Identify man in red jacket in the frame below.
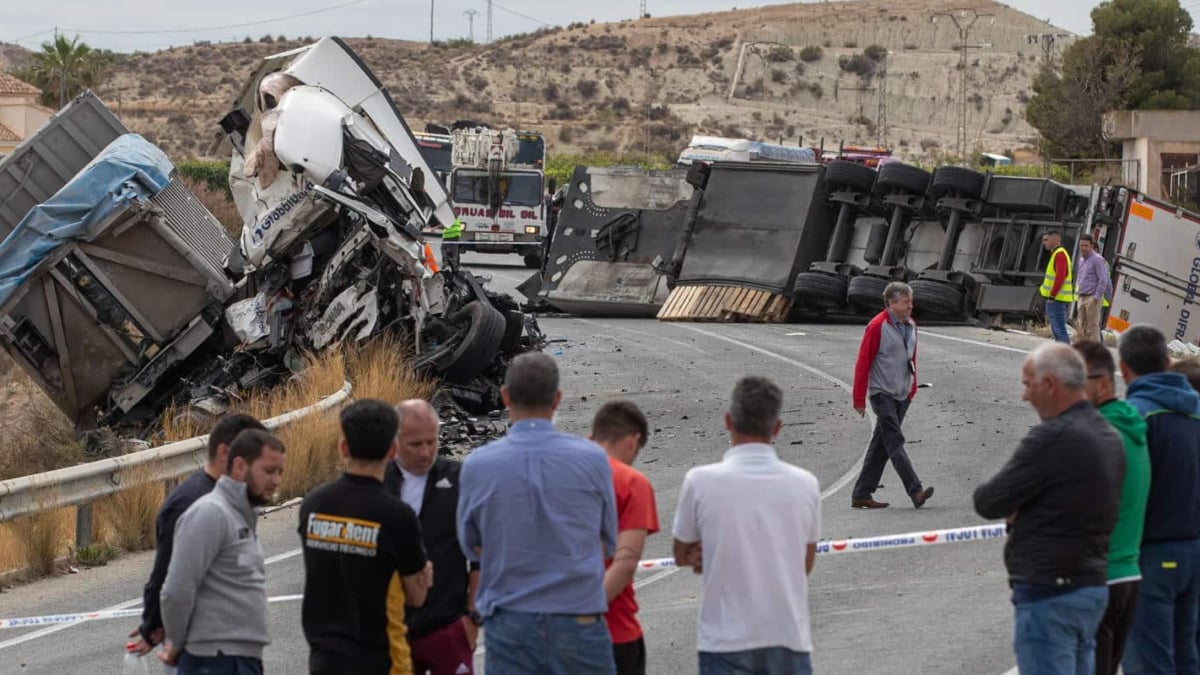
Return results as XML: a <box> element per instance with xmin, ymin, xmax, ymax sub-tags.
<box><xmin>850</xmin><ymin>281</ymin><xmax>934</xmax><ymax>509</ymax></box>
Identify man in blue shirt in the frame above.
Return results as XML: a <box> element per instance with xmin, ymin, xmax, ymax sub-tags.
<box><xmin>458</xmin><ymin>352</ymin><xmax>619</xmax><ymax>674</ymax></box>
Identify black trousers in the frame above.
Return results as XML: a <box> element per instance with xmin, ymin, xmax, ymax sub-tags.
<box><xmin>613</xmin><ymin>638</ymin><xmax>646</xmax><ymax>675</ymax></box>
<box><xmin>1095</xmin><ymin>580</ymin><xmax>1139</xmax><ymax>675</ymax></box>
<box><xmin>851</xmin><ymin>393</ymin><xmax>922</xmax><ymax>499</ymax></box>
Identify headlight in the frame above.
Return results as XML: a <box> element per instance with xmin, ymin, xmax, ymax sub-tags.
<box><xmin>525</xmin><ymin>226</ymin><xmax>539</xmax><ymax>234</ymax></box>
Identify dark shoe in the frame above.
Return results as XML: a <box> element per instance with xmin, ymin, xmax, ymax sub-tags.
<box><xmin>851</xmin><ymin>498</ymin><xmax>890</xmax><ymax>509</ymax></box>
<box><xmin>911</xmin><ymin>487</ymin><xmax>934</xmax><ymax>509</ymax></box>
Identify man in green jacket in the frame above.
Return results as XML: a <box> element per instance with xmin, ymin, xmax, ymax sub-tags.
<box><xmin>1074</xmin><ymin>340</ymin><xmax>1151</xmax><ymax>675</ymax></box>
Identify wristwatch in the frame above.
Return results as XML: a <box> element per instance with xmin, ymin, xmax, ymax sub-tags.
<box><xmin>467</xmin><ymin>610</ymin><xmax>483</xmax><ymax>626</ymax></box>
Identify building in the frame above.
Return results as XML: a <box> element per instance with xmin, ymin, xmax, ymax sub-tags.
<box><xmin>0</xmin><ymin>73</ymin><xmax>52</xmax><ymax>158</ymax></box>
<box><xmin>1102</xmin><ymin>110</ymin><xmax>1200</xmax><ymax>198</ymax></box>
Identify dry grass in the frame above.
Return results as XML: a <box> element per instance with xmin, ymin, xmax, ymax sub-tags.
<box><xmin>1</xmin><ymin>508</ymin><xmax>72</xmax><ymax>578</ymax></box>
<box><xmin>0</xmin><ymin>362</ymin><xmax>82</xmax><ymax>481</ymax></box>
<box><xmin>0</xmin><ymin>332</ymin><xmax>433</xmax><ymax>575</ymax></box>
<box><xmin>95</xmin><ymin>465</ymin><xmax>166</xmax><ymax>552</ymax></box>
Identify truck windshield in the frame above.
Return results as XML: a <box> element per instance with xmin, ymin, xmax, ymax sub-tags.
<box><xmin>452</xmin><ymin>170</ymin><xmax>543</xmax><ymax>207</ymax></box>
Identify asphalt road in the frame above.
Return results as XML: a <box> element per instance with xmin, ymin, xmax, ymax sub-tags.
<box><xmin>0</xmin><ymin>253</ymin><xmax>1055</xmax><ymax>674</ymax></box>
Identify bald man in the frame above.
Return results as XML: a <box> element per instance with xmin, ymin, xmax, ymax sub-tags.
<box><xmin>384</xmin><ymin>400</ymin><xmax>480</xmax><ymax>675</ymax></box>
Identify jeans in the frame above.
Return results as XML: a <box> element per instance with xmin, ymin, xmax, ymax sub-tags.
<box><xmin>698</xmin><ymin>648</ymin><xmax>812</xmax><ymax>675</ymax></box>
<box><xmin>1012</xmin><ymin>585</ymin><xmax>1108</xmax><ymax>675</ymax></box>
<box><xmin>851</xmin><ymin>393</ymin><xmax>922</xmax><ymax>499</ymax></box>
<box><xmin>484</xmin><ymin>608</ymin><xmax>616</xmax><ymax>675</ymax></box>
<box><xmin>1046</xmin><ymin>299</ymin><xmax>1070</xmax><ymax>343</ymax></box>
<box><xmin>1122</xmin><ymin>539</ymin><xmax>1200</xmax><ymax>675</ymax></box>
<box><xmin>178</xmin><ymin>651</ymin><xmax>263</xmax><ymax>675</ymax></box>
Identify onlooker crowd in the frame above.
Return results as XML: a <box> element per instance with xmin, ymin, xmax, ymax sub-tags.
<box><xmin>142</xmin><ymin>291</ymin><xmax>1200</xmax><ymax>675</ymax></box>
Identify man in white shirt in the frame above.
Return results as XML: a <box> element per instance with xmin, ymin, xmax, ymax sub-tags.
<box><xmin>673</xmin><ymin>375</ymin><xmax>821</xmax><ymax>675</ymax></box>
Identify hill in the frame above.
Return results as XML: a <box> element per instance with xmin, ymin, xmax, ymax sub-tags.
<box><xmin>2</xmin><ymin>0</ymin><xmax>1070</xmax><ymax>163</ymax></box>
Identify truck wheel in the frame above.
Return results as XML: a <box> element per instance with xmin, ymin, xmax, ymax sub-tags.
<box><xmin>442</xmin><ymin>300</ymin><xmax>506</xmax><ymax>384</ymax></box>
<box><xmin>792</xmin><ymin>272</ymin><xmax>848</xmax><ymax>310</ymax></box>
<box><xmin>523</xmin><ymin>252</ymin><xmax>543</xmax><ymax>269</ymax></box>
<box><xmin>929</xmin><ymin>166</ymin><xmax>986</xmax><ymax>199</ymax></box>
<box><xmin>825</xmin><ymin>161</ymin><xmax>877</xmax><ymax>194</ymax></box>
<box><xmin>911</xmin><ymin>279</ymin><xmax>966</xmax><ymax>318</ymax></box>
<box><xmin>846</xmin><ymin>275</ymin><xmax>889</xmax><ymax>313</ymax></box>
<box><xmin>874</xmin><ymin>164</ymin><xmax>932</xmax><ymax>196</ymax></box>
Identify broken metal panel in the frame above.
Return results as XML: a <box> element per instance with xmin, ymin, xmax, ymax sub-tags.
<box><xmin>0</xmin><ymin>92</ymin><xmax>128</xmax><ymax>241</ymax></box>
<box><xmin>678</xmin><ymin>162</ymin><xmax>836</xmax><ymax>293</ymax></box>
<box><xmin>535</xmin><ymin>166</ymin><xmax>690</xmax><ymax>315</ymax></box>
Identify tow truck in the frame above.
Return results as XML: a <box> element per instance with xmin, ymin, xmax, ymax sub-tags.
<box><xmin>448</xmin><ymin>127</ymin><xmax>553</xmax><ymax>269</ymax></box>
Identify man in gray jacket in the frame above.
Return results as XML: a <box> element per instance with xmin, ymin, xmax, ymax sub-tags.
<box><xmin>160</xmin><ymin>429</ymin><xmax>286</xmax><ymax>675</ymax></box>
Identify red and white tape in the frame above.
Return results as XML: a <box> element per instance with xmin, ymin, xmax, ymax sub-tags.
<box><xmin>1</xmin><ymin>523</ymin><xmax>1008</xmax><ymax>630</ymax></box>
<box><xmin>637</xmin><ymin>523</ymin><xmax>1008</xmax><ymax>570</ymax></box>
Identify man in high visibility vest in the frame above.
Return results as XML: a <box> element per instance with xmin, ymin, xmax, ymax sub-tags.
<box><xmin>441</xmin><ymin>218</ymin><xmax>464</xmax><ymax>271</ymax></box>
<box><xmin>1039</xmin><ymin>231</ymin><xmax>1074</xmax><ymax>344</ymax></box>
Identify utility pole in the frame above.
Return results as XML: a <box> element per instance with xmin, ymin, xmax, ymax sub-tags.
<box><xmin>639</xmin><ymin>0</ymin><xmax>647</xmax><ymax>19</ymax></box>
<box><xmin>932</xmin><ymin>8</ymin><xmax>994</xmax><ymax>164</ymax></box>
<box><xmin>464</xmin><ymin>9</ymin><xmax>479</xmax><ymax>42</ymax></box>
<box><xmin>486</xmin><ymin>0</ymin><xmax>493</xmax><ymax>43</ymax></box>
<box><xmin>430</xmin><ymin>0</ymin><xmax>435</xmax><ymax>43</ymax></box>
<box><xmin>1024</xmin><ymin>33</ymin><xmax>1071</xmax><ymax>66</ymax></box>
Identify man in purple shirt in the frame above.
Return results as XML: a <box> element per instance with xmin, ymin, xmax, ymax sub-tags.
<box><xmin>1075</xmin><ymin>234</ymin><xmax>1112</xmax><ymax>343</ymax></box>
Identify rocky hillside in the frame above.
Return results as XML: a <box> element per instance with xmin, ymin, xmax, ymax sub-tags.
<box><xmin>3</xmin><ymin>0</ymin><xmax>1068</xmax><ymax>163</ymax></box>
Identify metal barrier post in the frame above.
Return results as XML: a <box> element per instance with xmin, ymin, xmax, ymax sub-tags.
<box><xmin>75</xmin><ymin>502</ymin><xmax>93</xmax><ymax>549</ymax></box>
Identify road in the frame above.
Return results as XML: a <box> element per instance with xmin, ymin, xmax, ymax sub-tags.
<box><xmin>0</xmin><ymin>254</ymin><xmax>1053</xmax><ymax>674</ymax></box>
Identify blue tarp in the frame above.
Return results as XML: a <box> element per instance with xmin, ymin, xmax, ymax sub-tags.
<box><xmin>0</xmin><ymin>134</ymin><xmax>173</xmax><ymax>306</ymax></box>
<box><xmin>748</xmin><ymin>142</ymin><xmax>817</xmax><ymax>164</ymax></box>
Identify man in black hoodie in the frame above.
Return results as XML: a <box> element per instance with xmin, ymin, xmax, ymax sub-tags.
<box><xmin>974</xmin><ymin>342</ymin><xmax>1125</xmax><ymax>675</ymax></box>
<box><xmin>128</xmin><ymin>414</ymin><xmax>266</xmax><ymax>655</ymax></box>
<box><xmin>1117</xmin><ymin>325</ymin><xmax>1200</xmax><ymax>675</ymax></box>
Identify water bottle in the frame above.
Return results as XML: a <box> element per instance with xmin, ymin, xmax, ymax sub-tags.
<box><xmin>123</xmin><ymin>642</ymin><xmax>150</xmax><ymax>675</ymax></box>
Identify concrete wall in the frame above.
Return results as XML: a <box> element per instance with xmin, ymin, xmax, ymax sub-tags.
<box><xmin>1106</xmin><ymin>110</ymin><xmax>1200</xmax><ymax>197</ymax></box>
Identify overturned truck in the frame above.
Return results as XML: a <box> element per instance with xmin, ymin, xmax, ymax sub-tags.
<box><xmin>528</xmin><ymin>159</ymin><xmax>1145</xmax><ymax>330</ymax></box>
<box><xmin>0</xmin><ymin>38</ymin><xmax>539</xmax><ymax>436</ymax></box>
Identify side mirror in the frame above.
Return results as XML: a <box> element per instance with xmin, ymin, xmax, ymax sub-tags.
<box><xmin>548</xmin><ymin>177</ymin><xmax>558</xmax><ymax>196</ymax></box>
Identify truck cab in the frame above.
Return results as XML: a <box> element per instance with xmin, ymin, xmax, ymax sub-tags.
<box><xmin>448</xmin><ymin>127</ymin><xmax>549</xmax><ymax>269</ymax></box>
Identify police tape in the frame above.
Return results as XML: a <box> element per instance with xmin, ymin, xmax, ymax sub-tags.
<box><xmin>0</xmin><ymin>595</ymin><xmax>304</xmax><ymax>630</ymax></box>
<box><xmin>0</xmin><ymin>523</ymin><xmax>1008</xmax><ymax>630</ymax></box>
<box><xmin>635</xmin><ymin>523</ymin><xmax>1008</xmax><ymax>570</ymax></box>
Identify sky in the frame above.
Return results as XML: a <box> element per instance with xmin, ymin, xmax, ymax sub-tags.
<box><xmin>3</xmin><ymin>1</ymin><xmax>1197</xmax><ymax>53</ymax></box>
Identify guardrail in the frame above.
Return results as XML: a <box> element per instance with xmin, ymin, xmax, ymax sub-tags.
<box><xmin>0</xmin><ymin>381</ymin><xmax>352</xmax><ymax>547</ymax></box>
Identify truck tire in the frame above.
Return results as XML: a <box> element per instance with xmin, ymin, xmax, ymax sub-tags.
<box><xmin>443</xmin><ymin>300</ymin><xmax>506</xmax><ymax>384</ymax></box>
<box><xmin>874</xmin><ymin>163</ymin><xmax>932</xmax><ymax>196</ymax></box>
<box><xmin>792</xmin><ymin>272</ymin><xmax>848</xmax><ymax>310</ymax></box>
<box><xmin>846</xmin><ymin>275</ymin><xmax>889</xmax><ymax>313</ymax></box>
<box><xmin>523</xmin><ymin>252</ymin><xmax>543</xmax><ymax>269</ymax></box>
<box><xmin>929</xmin><ymin>166</ymin><xmax>986</xmax><ymax>199</ymax></box>
<box><xmin>911</xmin><ymin>278</ymin><xmax>966</xmax><ymax>318</ymax></box>
<box><xmin>825</xmin><ymin>161</ymin><xmax>877</xmax><ymax>194</ymax></box>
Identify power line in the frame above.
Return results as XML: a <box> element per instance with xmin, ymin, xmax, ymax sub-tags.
<box><xmin>482</xmin><ymin>0</ymin><xmax>551</xmax><ymax>28</ymax></box>
<box><xmin>464</xmin><ymin>9</ymin><xmax>480</xmax><ymax>42</ymax></box>
<box><xmin>48</xmin><ymin>0</ymin><xmax>369</xmax><ymax>36</ymax></box>
<box><xmin>933</xmin><ymin>8</ymin><xmax>994</xmax><ymax>164</ymax></box>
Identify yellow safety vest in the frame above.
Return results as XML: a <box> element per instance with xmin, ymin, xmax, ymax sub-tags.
<box><xmin>443</xmin><ymin>219</ymin><xmax>464</xmax><ymax>240</ymax></box>
<box><xmin>1039</xmin><ymin>246</ymin><xmax>1075</xmax><ymax>302</ymax></box>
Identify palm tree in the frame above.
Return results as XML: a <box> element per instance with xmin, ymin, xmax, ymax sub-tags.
<box><xmin>21</xmin><ymin>35</ymin><xmax>109</xmax><ymax>109</ymax></box>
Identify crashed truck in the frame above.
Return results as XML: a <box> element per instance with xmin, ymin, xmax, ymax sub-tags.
<box><xmin>527</xmin><ymin>158</ymin><xmax>1200</xmax><ymax>350</ymax></box>
<box><xmin>0</xmin><ymin>38</ymin><xmax>539</xmax><ymax>437</ymax></box>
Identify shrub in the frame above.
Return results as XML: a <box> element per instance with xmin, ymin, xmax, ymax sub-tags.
<box><xmin>575</xmin><ymin>79</ymin><xmax>599</xmax><ymax>98</ymax></box>
<box><xmin>771</xmin><ymin>69</ymin><xmax>788</xmax><ymax>84</ymax></box>
<box><xmin>864</xmin><ymin>44</ymin><xmax>888</xmax><ymax>61</ymax></box>
<box><xmin>838</xmin><ymin>54</ymin><xmax>876</xmax><ymax>77</ymax></box>
<box><xmin>766</xmin><ymin>45</ymin><xmax>794</xmax><ymax>63</ymax></box>
<box><xmin>800</xmin><ymin>45</ymin><xmax>824</xmax><ymax>62</ymax></box>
